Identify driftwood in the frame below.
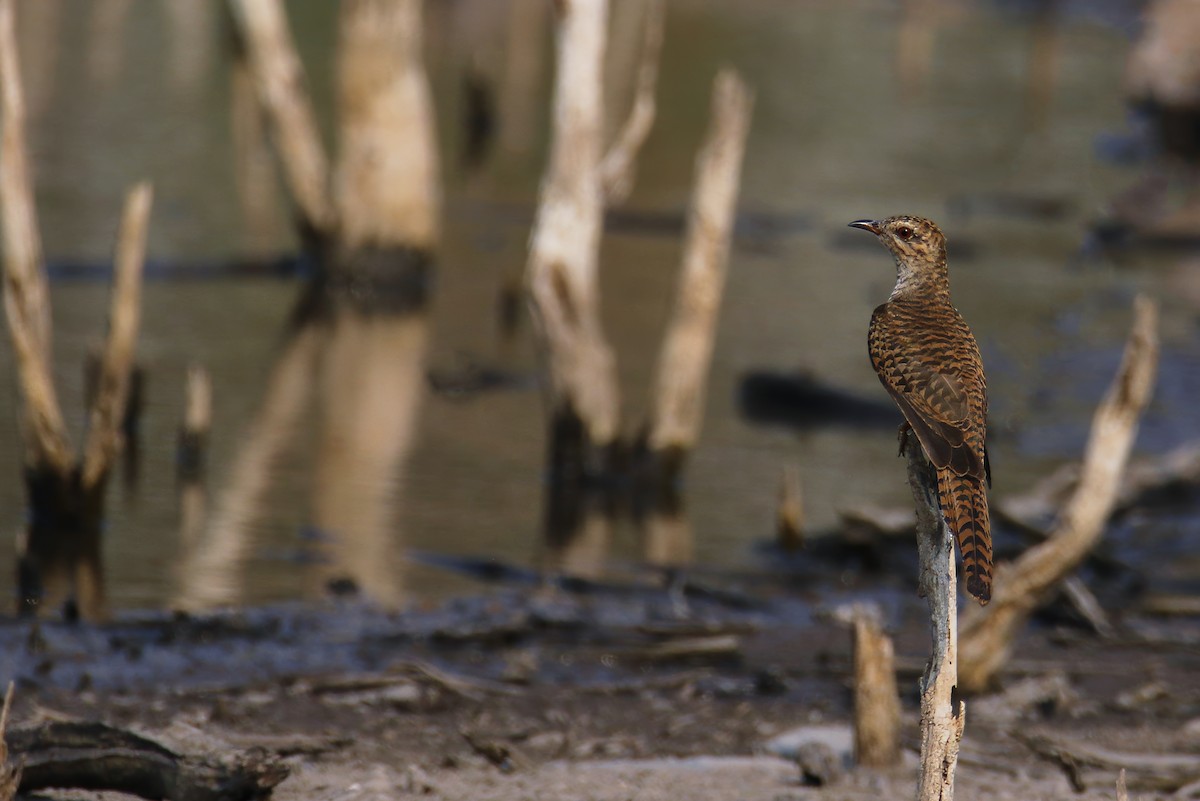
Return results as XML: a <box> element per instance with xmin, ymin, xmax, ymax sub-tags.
<box><xmin>959</xmin><ymin>297</ymin><xmax>1159</xmax><ymax>693</ymax></box>
<box><xmin>903</xmin><ymin>434</ymin><xmax>965</xmax><ymax>801</ymax></box>
<box><xmin>8</xmin><ymin>721</ymin><xmax>287</xmax><ymax>801</ymax></box>
<box><xmin>850</xmin><ymin>607</ymin><xmax>900</xmax><ymax>769</ymax></box>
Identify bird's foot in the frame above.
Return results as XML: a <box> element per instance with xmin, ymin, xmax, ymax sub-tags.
<box><xmin>896</xmin><ymin>421</ymin><xmax>913</xmax><ymax>455</ymax></box>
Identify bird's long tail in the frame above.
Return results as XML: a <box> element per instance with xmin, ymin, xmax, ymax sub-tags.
<box><xmin>935</xmin><ymin>467</ymin><xmax>993</xmax><ymax>605</ymax></box>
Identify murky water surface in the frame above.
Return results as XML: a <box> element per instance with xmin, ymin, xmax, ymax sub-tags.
<box><xmin>1</xmin><ymin>0</ymin><xmax>1195</xmax><ymax>611</ymax></box>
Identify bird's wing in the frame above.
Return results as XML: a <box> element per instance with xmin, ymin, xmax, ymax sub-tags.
<box><xmin>872</xmin><ymin>349</ymin><xmax>985</xmax><ymax>480</ymax></box>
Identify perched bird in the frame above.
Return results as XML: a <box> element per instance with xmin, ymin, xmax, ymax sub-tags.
<box><xmin>850</xmin><ymin>216</ymin><xmax>992</xmax><ymax>605</ymax></box>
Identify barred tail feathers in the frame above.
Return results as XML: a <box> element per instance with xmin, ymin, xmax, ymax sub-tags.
<box><xmin>935</xmin><ymin>466</ymin><xmax>993</xmax><ymax>605</ymax></box>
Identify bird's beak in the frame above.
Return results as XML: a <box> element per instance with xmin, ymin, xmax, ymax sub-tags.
<box><xmin>848</xmin><ymin>219</ymin><xmax>881</xmax><ymax>235</ymax></box>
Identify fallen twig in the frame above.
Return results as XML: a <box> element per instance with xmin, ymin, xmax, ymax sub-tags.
<box><xmin>1017</xmin><ymin>730</ymin><xmax>1200</xmax><ymax>793</ymax></box>
<box><xmin>9</xmin><ymin>720</ymin><xmax>287</xmax><ymax>801</ymax></box>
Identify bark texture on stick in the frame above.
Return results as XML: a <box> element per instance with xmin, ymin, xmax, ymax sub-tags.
<box><xmin>335</xmin><ymin>0</ymin><xmax>439</xmax><ymax>252</ymax></box>
<box><xmin>598</xmin><ymin>0</ymin><xmax>664</xmax><ymax>204</ymax></box>
<box><xmin>526</xmin><ymin>0</ymin><xmax>619</xmax><ymax>449</ymax></box>
<box><xmin>959</xmin><ymin>297</ymin><xmax>1159</xmax><ymax>693</ymax></box>
<box><xmin>852</xmin><ymin>606</ymin><xmax>901</xmax><ymax>769</ymax></box>
<box><xmin>0</xmin><ymin>0</ymin><xmax>70</xmax><ymax>475</ymax></box>
<box><xmin>904</xmin><ymin>433</ymin><xmax>964</xmax><ymax>801</ymax></box>
<box><xmin>82</xmin><ymin>183</ymin><xmax>152</xmax><ymax>489</ymax></box>
<box><xmin>648</xmin><ymin>70</ymin><xmax>753</xmax><ymax>459</ymax></box>
<box><xmin>227</xmin><ymin>0</ymin><xmax>333</xmax><ymax>234</ymax></box>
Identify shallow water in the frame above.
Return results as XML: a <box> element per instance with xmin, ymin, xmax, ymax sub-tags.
<box><xmin>0</xmin><ymin>0</ymin><xmax>1195</xmax><ymax>612</ymax></box>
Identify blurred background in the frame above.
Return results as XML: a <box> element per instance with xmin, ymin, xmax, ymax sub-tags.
<box><xmin>0</xmin><ymin>0</ymin><xmax>1195</xmax><ymax>612</ymax></box>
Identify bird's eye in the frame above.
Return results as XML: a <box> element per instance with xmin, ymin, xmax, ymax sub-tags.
<box><xmin>896</xmin><ymin>226</ymin><xmax>913</xmax><ymax>241</ymax></box>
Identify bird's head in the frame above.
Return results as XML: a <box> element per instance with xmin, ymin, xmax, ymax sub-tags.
<box><xmin>848</xmin><ymin>215</ymin><xmax>946</xmax><ymax>265</ymax></box>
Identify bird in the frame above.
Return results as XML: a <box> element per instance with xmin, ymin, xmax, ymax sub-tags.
<box><xmin>849</xmin><ymin>215</ymin><xmax>992</xmax><ymax>605</ymax></box>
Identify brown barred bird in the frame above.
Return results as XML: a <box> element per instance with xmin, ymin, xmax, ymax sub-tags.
<box><xmin>850</xmin><ymin>215</ymin><xmax>993</xmax><ymax>605</ymax></box>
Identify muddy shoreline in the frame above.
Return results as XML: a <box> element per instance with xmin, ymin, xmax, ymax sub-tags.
<box><xmin>3</xmin><ymin>579</ymin><xmax>1198</xmax><ymax>800</ymax></box>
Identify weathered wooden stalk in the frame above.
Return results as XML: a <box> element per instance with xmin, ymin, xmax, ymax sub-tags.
<box><xmin>215</xmin><ymin>0</ymin><xmax>439</xmax><ymax>607</ymax></box>
<box><xmin>852</xmin><ymin>607</ymin><xmax>901</xmax><ymax>769</ymax></box>
<box><xmin>903</xmin><ymin>433</ymin><xmax>965</xmax><ymax>801</ymax></box>
<box><xmin>646</xmin><ymin>69</ymin><xmax>753</xmax><ymax>481</ymax></box>
<box><xmin>1</xmin><ymin>0</ymin><xmax>152</xmax><ymax>619</ymax></box>
<box><xmin>226</xmin><ymin>0</ymin><xmax>334</xmax><ymax>235</ymax></box>
<box><xmin>959</xmin><ymin>297</ymin><xmax>1158</xmax><ymax>692</ymax></box>
<box><xmin>526</xmin><ymin>0</ymin><xmax>619</xmax><ymax>467</ymax></box>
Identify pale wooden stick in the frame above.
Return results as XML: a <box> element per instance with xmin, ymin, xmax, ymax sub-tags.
<box><xmin>227</xmin><ymin>0</ymin><xmax>334</xmax><ymax>234</ymax></box>
<box><xmin>335</xmin><ymin>0</ymin><xmax>439</xmax><ymax>251</ymax></box>
<box><xmin>81</xmin><ymin>183</ymin><xmax>152</xmax><ymax>489</ymax></box>
<box><xmin>0</xmin><ymin>0</ymin><xmax>71</xmax><ymax>474</ymax></box>
<box><xmin>959</xmin><ymin>297</ymin><xmax>1158</xmax><ymax>692</ymax></box>
<box><xmin>598</xmin><ymin>0</ymin><xmax>664</xmax><ymax>204</ymax></box>
<box><xmin>776</xmin><ymin>464</ymin><xmax>804</xmax><ymax>550</ymax></box>
<box><xmin>852</xmin><ymin>606</ymin><xmax>901</xmax><ymax>769</ymax></box>
<box><xmin>178</xmin><ymin>363</ymin><xmax>212</xmax><ymax>483</ymax></box>
<box><xmin>1116</xmin><ymin>768</ymin><xmax>1128</xmax><ymax>801</ymax></box>
<box><xmin>904</xmin><ymin>433</ymin><xmax>965</xmax><ymax>801</ymax></box>
<box><xmin>647</xmin><ymin>70</ymin><xmax>753</xmax><ymax>455</ymax></box>
<box><xmin>526</xmin><ymin>0</ymin><xmax>619</xmax><ymax>447</ymax></box>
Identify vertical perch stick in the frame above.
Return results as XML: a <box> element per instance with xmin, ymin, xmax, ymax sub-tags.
<box><xmin>526</xmin><ymin>0</ymin><xmax>619</xmax><ymax>452</ymax></box>
<box><xmin>959</xmin><ymin>297</ymin><xmax>1158</xmax><ymax>692</ymax></box>
<box><xmin>904</xmin><ymin>433</ymin><xmax>964</xmax><ymax>801</ymax></box>
<box><xmin>647</xmin><ymin>70</ymin><xmax>753</xmax><ymax>466</ymax></box>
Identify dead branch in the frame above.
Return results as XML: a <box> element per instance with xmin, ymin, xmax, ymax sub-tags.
<box><xmin>0</xmin><ymin>0</ymin><xmax>70</xmax><ymax>474</ymax></box>
<box><xmin>903</xmin><ymin>434</ymin><xmax>965</xmax><ymax>801</ymax></box>
<box><xmin>647</xmin><ymin>69</ymin><xmax>753</xmax><ymax>458</ymax></box>
<box><xmin>526</xmin><ymin>0</ymin><xmax>619</xmax><ymax>448</ymax></box>
<box><xmin>598</xmin><ymin>0</ymin><xmax>664</xmax><ymax>204</ymax></box>
<box><xmin>227</xmin><ymin>0</ymin><xmax>334</xmax><ymax>234</ymax></box>
<box><xmin>1117</xmin><ymin>769</ymin><xmax>1128</xmax><ymax>801</ymax></box>
<box><xmin>959</xmin><ymin>297</ymin><xmax>1159</xmax><ymax>693</ymax></box>
<box><xmin>335</xmin><ymin>0</ymin><xmax>439</xmax><ymax>251</ymax></box>
<box><xmin>81</xmin><ymin>182</ymin><xmax>152</xmax><ymax>489</ymax></box>
<box><xmin>851</xmin><ymin>607</ymin><xmax>900</xmax><ymax>768</ymax></box>
<box><xmin>9</xmin><ymin>721</ymin><xmax>288</xmax><ymax>801</ymax></box>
